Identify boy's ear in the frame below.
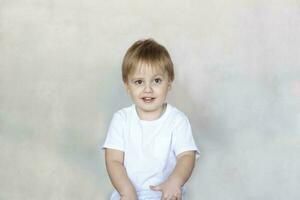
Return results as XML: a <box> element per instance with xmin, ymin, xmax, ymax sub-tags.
<box><xmin>124</xmin><ymin>82</ymin><xmax>130</xmax><ymax>94</ymax></box>
<box><xmin>168</xmin><ymin>81</ymin><xmax>172</xmax><ymax>91</ymax></box>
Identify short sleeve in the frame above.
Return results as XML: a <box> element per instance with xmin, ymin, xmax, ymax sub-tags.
<box><xmin>102</xmin><ymin>112</ymin><xmax>125</xmax><ymax>152</ymax></box>
<box><xmin>173</xmin><ymin>116</ymin><xmax>200</xmax><ymax>160</ymax></box>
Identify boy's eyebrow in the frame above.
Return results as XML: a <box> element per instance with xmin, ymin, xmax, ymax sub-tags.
<box><xmin>130</xmin><ymin>77</ymin><xmax>144</xmax><ymax>80</ymax></box>
<box><xmin>130</xmin><ymin>76</ymin><xmax>164</xmax><ymax>81</ymax></box>
<box><xmin>131</xmin><ymin>74</ymin><xmax>164</xmax><ymax>80</ymax></box>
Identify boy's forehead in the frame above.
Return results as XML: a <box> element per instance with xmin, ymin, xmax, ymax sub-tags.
<box><xmin>131</xmin><ymin>63</ymin><xmax>166</xmax><ymax>77</ymax></box>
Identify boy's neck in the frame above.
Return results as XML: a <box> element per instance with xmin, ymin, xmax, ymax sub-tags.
<box><xmin>136</xmin><ymin>103</ymin><xmax>167</xmax><ymax>121</ymax></box>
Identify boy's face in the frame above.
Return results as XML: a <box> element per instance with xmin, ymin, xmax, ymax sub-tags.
<box><xmin>124</xmin><ymin>63</ymin><xmax>172</xmax><ymax>120</ymax></box>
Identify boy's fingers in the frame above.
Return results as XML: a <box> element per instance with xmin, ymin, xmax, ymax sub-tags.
<box><xmin>149</xmin><ymin>185</ymin><xmax>162</xmax><ymax>191</ymax></box>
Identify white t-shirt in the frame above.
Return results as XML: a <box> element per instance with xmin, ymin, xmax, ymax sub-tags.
<box><xmin>102</xmin><ymin>103</ymin><xmax>200</xmax><ymax>200</ymax></box>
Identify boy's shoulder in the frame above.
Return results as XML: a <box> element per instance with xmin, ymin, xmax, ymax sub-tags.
<box><xmin>111</xmin><ymin>104</ymin><xmax>135</xmax><ymax>120</ymax></box>
<box><xmin>168</xmin><ymin>104</ymin><xmax>190</xmax><ymax>125</ymax></box>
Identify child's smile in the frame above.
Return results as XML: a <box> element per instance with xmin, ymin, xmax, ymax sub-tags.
<box><xmin>142</xmin><ymin>97</ymin><xmax>155</xmax><ymax>103</ymax></box>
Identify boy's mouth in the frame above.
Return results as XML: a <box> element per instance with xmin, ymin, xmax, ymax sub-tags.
<box><xmin>142</xmin><ymin>97</ymin><xmax>155</xmax><ymax>103</ymax></box>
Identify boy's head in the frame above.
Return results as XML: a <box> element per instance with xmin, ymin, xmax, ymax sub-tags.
<box><xmin>122</xmin><ymin>39</ymin><xmax>174</xmax><ymax>84</ymax></box>
<box><xmin>122</xmin><ymin>39</ymin><xmax>175</xmax><ymax>120</ymax></box>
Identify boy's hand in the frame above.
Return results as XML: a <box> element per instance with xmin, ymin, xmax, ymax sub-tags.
<box><xmin>149</xmin><ymin>151</ymin><xmax>195</xmax><ymax>200</ymax></box>
<box><xmin>149</xmin><ymin>178</ymin><xmax>182</xmax><ymax>200</ymax></box>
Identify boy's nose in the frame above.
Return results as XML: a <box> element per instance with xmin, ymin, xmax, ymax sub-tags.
<box><xmin>143</xmin><ymin>84</ymin><xmax>153</xmax><ymax>92</ymax></box>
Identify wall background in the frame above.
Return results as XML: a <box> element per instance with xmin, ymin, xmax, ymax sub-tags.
<box><xmin>0</xmin><ymin>0</ymin><xmax>299</xmax><ymax>199</ymax></box>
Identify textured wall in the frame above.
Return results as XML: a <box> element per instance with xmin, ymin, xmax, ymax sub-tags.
<box><xmin>0</xmin><ymin>0</ymin><xmax>299</xmax><ymax>199</ymax></box>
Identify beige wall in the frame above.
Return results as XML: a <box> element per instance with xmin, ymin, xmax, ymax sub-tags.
<box><xmin>0</xmin><ymin>0</ymin><xmax>299</xmax><ymax>199</ymax></box>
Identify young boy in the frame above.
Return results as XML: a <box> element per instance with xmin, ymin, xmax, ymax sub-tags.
<box><xmin>102</xmin><ymin>39</ymin><xmax>200</xmax><ymax>200</ymax></box>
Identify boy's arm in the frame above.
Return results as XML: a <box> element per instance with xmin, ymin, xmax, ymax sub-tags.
<box><xmin>105</xmin><ymin>148</ymin><xmax>137</xmax><ymax>200</ymax></box>
<box><xmin>150</xmin><ymin>151</ymin><xmax>196</xmax><ymax>199</ymax></box>
<box><xmin>169</xmin><ymin>151</ymin><xmax>196</xmax><ymax>186</ymax></box>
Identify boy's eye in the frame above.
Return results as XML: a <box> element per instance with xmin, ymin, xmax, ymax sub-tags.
<box><xmin>134</xmin><ymin>80</ymin><xmax>143</xmax><ymax>85</ymax></box>
<box><xmin>154</xmin><ymin>78</ymin><xmax>162</xmax><ymax>84</ymax></box>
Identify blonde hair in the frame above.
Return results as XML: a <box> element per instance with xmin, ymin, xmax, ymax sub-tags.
<box><xmin>122</xmin><ymin>39</ymin><xmax>174</xmax><ymax>83</ymax></box>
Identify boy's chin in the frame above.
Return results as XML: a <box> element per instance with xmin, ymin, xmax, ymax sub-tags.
<box><xmin>137</xmin><ymin>103</ymin><xmax>164</xmax><ymax>111</ymax></box>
